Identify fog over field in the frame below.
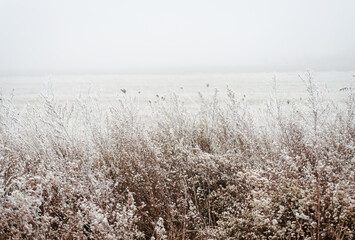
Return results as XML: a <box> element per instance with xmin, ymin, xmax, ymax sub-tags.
<box><xmin>1</xmin><ymin>0</ymin><xmax>355</xmax><ymax>75</ymax></box>
<box><xmin>1</xmin><ymin>1</ymin><xmax>355</xmax><ymax>239</ymax></box>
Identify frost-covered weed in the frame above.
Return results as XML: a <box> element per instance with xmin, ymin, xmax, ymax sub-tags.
<box><xmin>0</xmin><ymin>73</ymin><xmax>354</xmax><ymax>239</ymax></box>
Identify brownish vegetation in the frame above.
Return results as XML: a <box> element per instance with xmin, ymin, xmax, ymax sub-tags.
<box><xmin>0</xmin><ymin>74</ymin><xmax>354</xmax><ymax>239</ymax></box>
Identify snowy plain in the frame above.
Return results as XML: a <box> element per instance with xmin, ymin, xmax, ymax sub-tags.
<box><xmin>1</xmin><ymin>71</ymin><xmax>353</xmax><ymax>108</ymax></box>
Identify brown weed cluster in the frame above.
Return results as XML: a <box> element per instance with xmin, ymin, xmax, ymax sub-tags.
<box><xmin>0</xmin><ymin>74</ymin><xmax>354</xmax><ymax>239</ymax></box>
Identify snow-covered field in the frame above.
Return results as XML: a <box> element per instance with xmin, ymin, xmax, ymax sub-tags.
<box><xmin>1</xmin><ymin>71</ymin><xmax>353</xmax><ymax>107</ymax></box>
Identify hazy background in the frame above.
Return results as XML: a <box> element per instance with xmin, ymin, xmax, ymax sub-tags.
<box><xmin>1</xmin><ymin>0</ymin><xmax>355</xmax><ymax>75</ymax></box>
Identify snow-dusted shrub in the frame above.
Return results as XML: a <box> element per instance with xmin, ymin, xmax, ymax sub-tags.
<box><xmin>0</xmin><ymin>95</ymin><xmax>143</xmax><ymax>239</ymax></box>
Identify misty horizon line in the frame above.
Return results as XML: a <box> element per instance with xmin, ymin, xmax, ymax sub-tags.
<box><xmin>1</xmin><ymin>65</ymin><xmax>355</xmax><ymax>77</ymax></box>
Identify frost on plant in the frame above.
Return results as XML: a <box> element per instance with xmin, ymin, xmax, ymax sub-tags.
<box><xmin>0</xmin><ymin>74</ymin><xmax>354</xmax><ymax>239</ymax></box>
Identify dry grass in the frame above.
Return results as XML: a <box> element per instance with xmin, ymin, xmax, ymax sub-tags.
<box><xmin>0</xmin><ymin>73</ymin><xmax>354</xmax><ymax>239</ymax></box>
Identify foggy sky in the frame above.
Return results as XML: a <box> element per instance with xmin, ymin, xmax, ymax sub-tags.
<box><xmin>0</xmin><ymin>0</ymin><xmax>355</xmax><ymax>75</ymax></box>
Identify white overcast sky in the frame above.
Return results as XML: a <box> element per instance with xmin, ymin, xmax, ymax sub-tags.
<box><xmin>0</xmin><ymin>0</ymin><xmax>354</xmax><ymax>74</ymax></box>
